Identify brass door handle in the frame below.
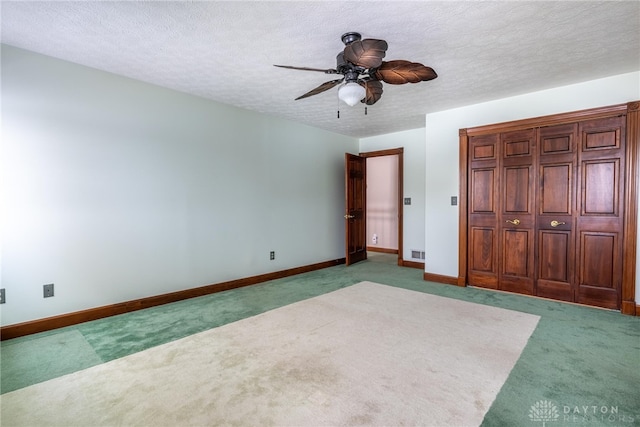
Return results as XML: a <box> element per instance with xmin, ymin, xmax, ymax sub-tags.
<box><xmin>550</xmin><ymin>220</ymin><xmax>566</xmax><ymax>227</ymax></box>
<box><xmin>344</xmin><ymin>214</ymin><xmax>355</xmax><ymax>219</ymax></box>
<box><xmin>505</xmin><ymin>219</ymin><xmax>521</xmax><ymax>225</ymax></box>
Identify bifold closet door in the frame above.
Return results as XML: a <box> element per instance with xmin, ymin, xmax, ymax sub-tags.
<box><xmin>575</xmin><ymin>116</ymin><xmax>626</xmax><ymax>309</ymax></box>
<box><xmin>536</xmin><ymin>123</ymin><xmax>578</xmax><ymax>303</ymax></box>
<box><xmin>467</xmin><ymin>133</ymin><xmax>500</xmax><ymax>289</ymax></box>
<box><xmin>465</xmin><ymin>104</ymin><xmax>631</xmax><ymax>310</ymax></box>
<box><xmin>499</xmin><ymin>129</ymin><xmax>536</xmax><ymax>295</ymax></box>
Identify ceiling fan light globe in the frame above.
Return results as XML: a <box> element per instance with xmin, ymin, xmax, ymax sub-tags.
<box><xmin>338</xmin><ymin>82</ymin><xmax>365</xmax><ymax>106</ymax></box>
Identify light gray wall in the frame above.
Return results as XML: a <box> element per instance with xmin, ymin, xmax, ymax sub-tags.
<box><xmin>360</xmin><ymin>128</ymin><xmax>426</xmax><ymax>262</ymax></box>
<box><xmin>3</xmin><ymin>45</ymin><xmax>637</xmax><ymax>327</ymax></box>
<box><xmin>1</xmin><ymin>46</ymin><xmax>358</xmax><ymax>326</ymax></box>
<box><xmin>423</xmin><ymin>71</ymin><xmax>640</xmax><ymax>301</ymax></box>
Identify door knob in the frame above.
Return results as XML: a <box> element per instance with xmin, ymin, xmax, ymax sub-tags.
<box><xmin>550</xmin><ymin>220</ymin><xmax>566</xmax><ymax>227</ymax></box>
<box><xmin>344</xmin><ymin>214</ymin><xmax>355</xmax><ymax>219</ymax></box>
<box><xmin>505</xmin><ymin>219</ymin><xmax>520</xmax><ymax>225</ymax></box>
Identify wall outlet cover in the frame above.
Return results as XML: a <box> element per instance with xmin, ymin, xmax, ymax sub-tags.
<box><xmin>43</xmin><ymin>283</ymin><xmax>54</xmax><ymax>298</ymax></box>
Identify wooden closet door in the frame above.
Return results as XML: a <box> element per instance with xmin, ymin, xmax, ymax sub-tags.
<box><xmin>467</xmin><ymin>133</ymin><xmax>500</xmax><ymax>289</ymax></box>
<box><xmin>575</xmin><ymin>116</ymin><xmax>626</xmax><ymax>309</ymax></box>
<box><xmin>499</xmin><ymin>129</ymin><xmax>536</xmax><ymax>295</ymax></box>
<box><xmin>536</xmin><ymin>124</ymin><xmax>578</xmax><ymax>302</ymax></box>
<box><xmin>462</xmin><ymin>102</ymin><xmax>636</xmax><ymax>312</ymax></box>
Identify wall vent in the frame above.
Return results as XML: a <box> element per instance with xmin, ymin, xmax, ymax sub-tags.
<box><xmin>411</xmin><ymin>250</ymin><xmax>425</xmax><ymax>260</ymax></box>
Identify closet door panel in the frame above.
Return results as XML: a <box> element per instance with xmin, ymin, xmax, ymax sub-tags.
<box><xmin>468</xmin><ymin>134</ymin><xmax>500</xmax><ymax>289</ymax></box>
<box><xmin>469</xmin><ymin>225</ymin><xmax>498</xmax><ymax>288</ymax></box>
<box><xmin>581</xmin><ymin>159</ymin><xmax>619</xmax><ymax>216</ymax></box>
<box><xmin>501</xmin><ymin>227</ymin><xmax>535</xmax><ymax>294</ymax></box>
<box><xmin>537</xmin><ymin>230</ymin><xmax>573</xmax><ymax>301</ymax></box>
<box><xmin>577</xmin><ymin>231</ymin><xmax>620</xmax><ymax>308</ymax></box>
<box><xmin>499</xmin><ymin>130</ymin><xmax>535</xmax><ymax>295</ymax></box>
<box><xmin>539</xmin><ymin>232</ymin><xmax>570</xmax><ymax>281</ymax></box>
<box><xmin>540</xmin><ymin>164</ymin><xmax>572</xmax><ymax>214</ymax></box>
<box><xmin>576</xmin><ymin>116</ymin><xmax>625</xmax><ymax>309</ymax></box>
<box><xmin>471</xmin><ymin>169</ymin><xmax>495</xmax><ymax>213</ymax></box>
<box><xmin>536</xmin><ymin>124</ymin><xmax>577</xmax><ymax>302</ymax></box>
<box><xmin>504</xmin><ymin>166</ymin><xmax>531</xmax><ymax>213</ymax></box>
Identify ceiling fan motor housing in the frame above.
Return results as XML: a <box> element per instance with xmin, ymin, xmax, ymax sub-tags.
<box><xmin>336</xmin><ymin>52</ymin><xmax>366</xmax><ymax>82</ymax></box>
<box><xmin>341</xmin><ymin>32</ymin><xmax>362</xmax><ymax>45</ymax></box>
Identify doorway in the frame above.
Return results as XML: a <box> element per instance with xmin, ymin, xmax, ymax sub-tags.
<box><xmin>366</xmin><ymin>155</ymin><xmax>399</xmax><ymax>254</ymax></box>
<box><xmin>361</xmin><ymin>148</ymin><xmax>403</xmax><ymax>266</ymax></box>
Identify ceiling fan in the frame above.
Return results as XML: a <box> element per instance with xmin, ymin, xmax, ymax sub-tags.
<box><xmin>275</xmin><ymin>32</ymin><xmax>437</xmax><ymax>107</ymax></box>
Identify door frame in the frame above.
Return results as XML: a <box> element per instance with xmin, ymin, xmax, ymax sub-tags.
<box><xmin>458</xmin><ymin>101</ymin><xmax>639</xmax><ymax>315</ymax></box>
<box><xmin>360</xmin><ymin>148</ymin><xmax>404</xmax><ymax>266</ymax></box>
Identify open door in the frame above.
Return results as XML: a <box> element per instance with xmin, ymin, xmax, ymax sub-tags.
<box><xmin>345</xmin><ymin>153</ymin><xmax>367</xmax><ymax>265</ymax></box>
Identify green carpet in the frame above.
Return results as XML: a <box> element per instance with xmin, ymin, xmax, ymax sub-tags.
<box><xmin>0</xmin><ymin>330</ymin><xmax>103</xmax><ymax>393</ymax></box>
<box><xmin>1</xmin><ymin>282</ymin><xmax>540</xmax><ymax>426</ymax></box>
<box><xmin>2</xmin><ymin>255</ymin><xmax>639</xmax><ymax>426</ymax></box>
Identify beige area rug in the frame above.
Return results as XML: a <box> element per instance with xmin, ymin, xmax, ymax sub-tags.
<box><xmin>1</xmin><ymin>281</ymin><xmax>540</xmax><ymax>426</ymax></box>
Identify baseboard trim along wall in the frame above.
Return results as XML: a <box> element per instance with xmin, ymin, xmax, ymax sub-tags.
<box><xmin>621</xmin><ymin>301</ymin><xmax>638</xmax><ymax>316</ymax></box>
<box><xmin>423</xmin><ymin>272</ymin><xmax>460</xmax><ymax>286</ymax></box>
<box><xmin>366</xmin><ymin>246</ymin><xmax>398</xmax><ymax>254</ymax></box>
<box><xmin>0</xmin><ymin>258</ymin><xmax>346</xmax><ymax>341</ymax></box>
<box><xmin>400</xmin><ymin>260</ymin><xmax>425</xmax><ymax>269</ymax></box>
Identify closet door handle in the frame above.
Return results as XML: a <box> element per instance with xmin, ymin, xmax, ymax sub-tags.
<box><xmin>344</xmin><ymin>214</ymin><xmax>355</xmax><ymax>219</ymax></box>
<box><xmin>550</xmin><ymin>220</ymin><xmax>566</xmax><ymax>227</ymax></box>
<box><xmin>505</xmin><ymin>219</ymin><xmax>520</xmax><ymax>225</ymax></box>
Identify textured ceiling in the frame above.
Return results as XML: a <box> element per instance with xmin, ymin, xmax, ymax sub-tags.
<box><xmin>1</xmin><ymin>1</ymin><xmax>639</xmax><ymax>138</ymax></box>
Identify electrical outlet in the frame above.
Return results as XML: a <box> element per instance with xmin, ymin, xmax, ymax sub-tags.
<box><xmin>270</xmin><ymin>251</ymin><xmax>275</xmax><ymax>260</ymax></box>
<box><xmin>0</xmin><ymin>288</ymin><xmax>5</xmax><ymax>304</ymax></box>
<box><xmin>43</xmin><ymin>283</ymin><xmax>54</xmax><ymax>298</ymax></box>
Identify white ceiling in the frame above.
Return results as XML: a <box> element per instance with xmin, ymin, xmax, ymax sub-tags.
<box><xmin>1</xmin><ymin>1</ymin><xmax>639</xmax><ymax>138</ymax></box>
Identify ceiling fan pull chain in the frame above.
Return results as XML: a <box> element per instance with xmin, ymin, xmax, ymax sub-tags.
<box><xmin>364</xmin><ymin>81</ymin><xmax>368</xmax><ymax>115</ymax></box>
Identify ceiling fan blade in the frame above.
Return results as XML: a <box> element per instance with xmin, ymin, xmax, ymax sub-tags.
<box><xmin>360</xmin><ymin>80</ymin><xmax>383</xmax><ymax>105</ymax></box>
<box><xmin>374</xmin><ymin>60</ymin><xmax>437</xmax><ymax>84</ymax></box>
<box><xmin>274</xmin><ymin>65</ymin><xmax>338</xmax><ymax>74</ymax></box>
<box><xmin>295</xmin><ymin>78</ymin><xmax>344</xmax><ymax>100</ymax></box>
<box><xmin>343</xmin><ymin>39</ymin><xmax>388</xmax><ymax>69</ymax></box>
